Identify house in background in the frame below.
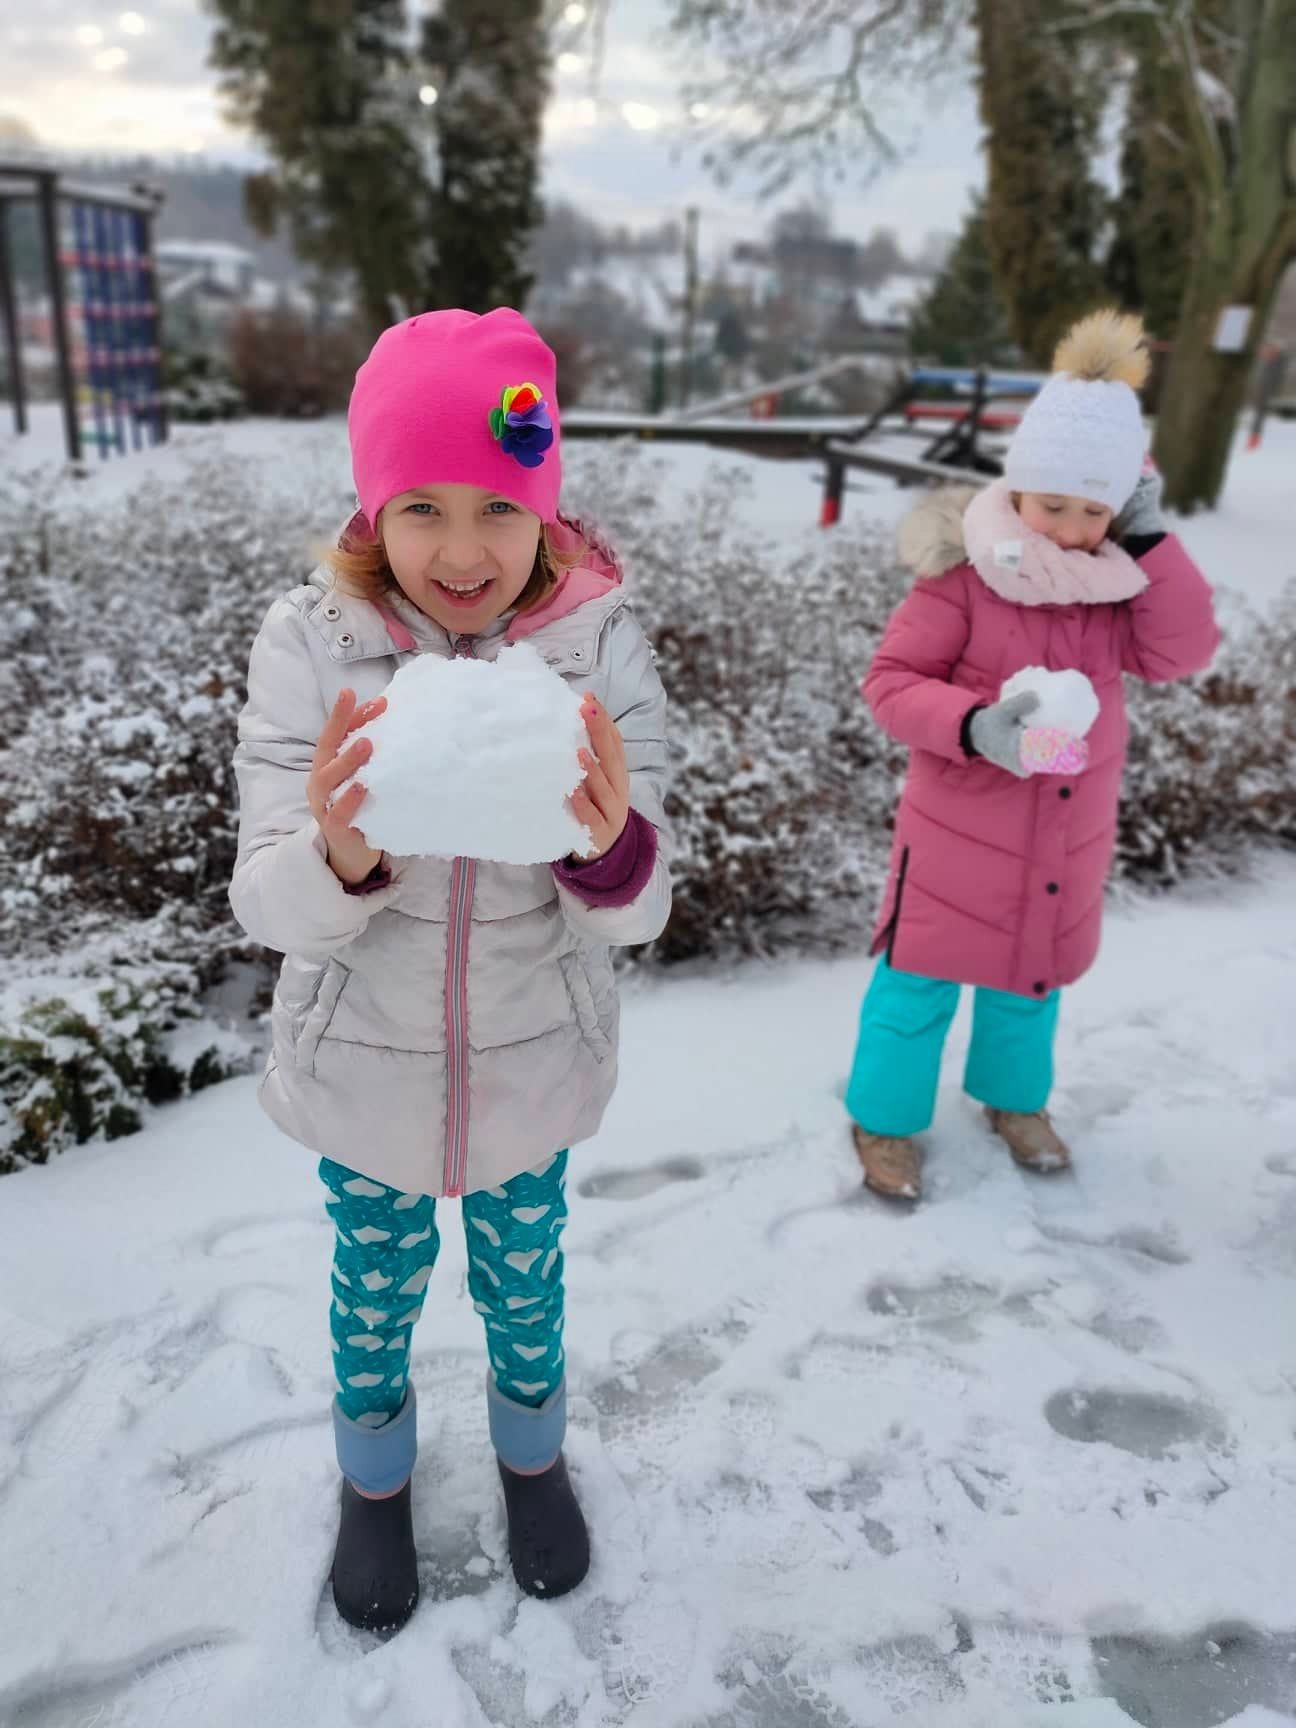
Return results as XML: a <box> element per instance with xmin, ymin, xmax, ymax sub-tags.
<box><xmin>156</xmin><ymin>238</ymin><xmax>323</xmax><ymax>359</ymax></box>
<box><xmin>156</xmin><ymin>239</ymin><xmax>255</xmax><ymax>299</ymax></box>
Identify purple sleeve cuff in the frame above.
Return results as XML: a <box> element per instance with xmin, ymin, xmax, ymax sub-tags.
<box><xmin>553</xmin><ymin>808</ymin><xmax>659</xmax><ymax>909</ymax></box>
<box><xmin>342</xmin><ymin>856</ymin><xmax>392</xmax><ymax>896</ymax></box>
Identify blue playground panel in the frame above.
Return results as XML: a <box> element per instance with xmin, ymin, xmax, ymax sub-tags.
<box><xmin>64</xmin><ymin>198</ymin><xmax>164</xmax><ymax>460</ymax></box>
<box><xmin>910</xmin><ymin>367</ymin><xmax>1048</xmax><ymax>397</ymax></box>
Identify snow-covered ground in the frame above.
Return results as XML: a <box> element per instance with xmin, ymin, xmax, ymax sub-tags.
<box><xmin>2</xmin><ymin>405</ymin><xmax>1294</xmax><ymax>1726</ymax></box>
<box><xmin>2</xmin><ymin>859</ymin><xmax>1295</xmax><ymax>1727</ymax></box>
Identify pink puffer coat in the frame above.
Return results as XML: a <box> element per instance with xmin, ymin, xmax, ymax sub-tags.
<box><xmin>864</xmin><ymin>481</ymin><xmax>1219</xmax><ymax>999</ymax></box>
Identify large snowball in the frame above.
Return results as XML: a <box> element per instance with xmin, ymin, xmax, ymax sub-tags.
<box><xmin>345</xmin><ymin>643</ymin><xmax>591</xmax><ymax>864</ymax></box>
<box><xmin>1001</xmin><ymin>666</ymin><xmax>1100</xmax><ymax>737</ymax></box>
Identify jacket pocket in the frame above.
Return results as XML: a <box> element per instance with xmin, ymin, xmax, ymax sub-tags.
<box><xmin>884</xmin><ymin>845</ymin><xmax>911</xmax><ymax>966</ymax></box>
<box><xmin>559</xmin><ymin>952</ymin><xmax>613</xmax><ymax>1065</ymax></box>
<box><xmin>294</xmin><ymin>959</ymin><xmax>350</xmax><ymax>1076</ymax></box>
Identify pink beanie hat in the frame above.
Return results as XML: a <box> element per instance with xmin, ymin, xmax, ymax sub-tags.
<box><xmin>348</xmin><ymin>307</ymin><xmax>562</xmax><ymax>532</ymax></box>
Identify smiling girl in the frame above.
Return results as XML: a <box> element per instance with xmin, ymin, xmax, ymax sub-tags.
<box><xmin>230</xmin><ymin>308</ymin><xmax>671</xmax><ymax>1631</ymax></box>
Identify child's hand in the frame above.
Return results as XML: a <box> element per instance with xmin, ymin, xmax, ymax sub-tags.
<box><xmin>568</xmin><ymin>695</ymin><xmax>630</xmax><ymax>860</ymax></box>
<box><xmin>968</xmin><ymin>691</ymin><xmax>1039</xmax><ymax>779</ymax></box>
<box><xmin>308</xmin><ymin>689</ymin><xmax>389</xmax><ymax>885</ymax></box>
<box><xmin>1112</xmin><ymin>466</ymin><xmax>1166</xmax><ymax>542</ymax></box>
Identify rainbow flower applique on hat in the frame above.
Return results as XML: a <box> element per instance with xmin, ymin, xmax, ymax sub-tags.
<box><xmin>489</xmin><ymin>382</ymin><xmax>554</xmax><ymax>470</ymax></box>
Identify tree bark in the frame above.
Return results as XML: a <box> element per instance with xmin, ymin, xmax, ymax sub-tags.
<box><xmin>1150</xmin><ymin>0</ymin><xmax>1296</xmax><ymax>511</ymax></box>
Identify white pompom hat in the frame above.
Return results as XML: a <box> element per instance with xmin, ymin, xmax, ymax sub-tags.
<box><xmin>1005</xmin><ymin>310</ymin><xmax>1151</xmax><ymax>513</ymax></box>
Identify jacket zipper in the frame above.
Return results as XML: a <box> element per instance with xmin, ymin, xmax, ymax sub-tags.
<box><xmin>442</xmin><ymin>636</ymin><xmax>478</xmax><ymax>1196</ymax></box>
<box><xmin>886</xmin><ymin>845</ymin><xmax>911</xmax><ymax>967</ymax></box>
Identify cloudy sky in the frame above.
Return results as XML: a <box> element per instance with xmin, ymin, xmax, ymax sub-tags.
<box><xmin>0</xmin><ymin>2</ymin><xmax>984</xmax><ymax>255</ymax></box>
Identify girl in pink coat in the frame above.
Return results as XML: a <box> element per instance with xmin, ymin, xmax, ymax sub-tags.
<box><xmin>847</xmin><ymin>311</ymin><xmax>1219</xmax><ymax>1202</ymax></box>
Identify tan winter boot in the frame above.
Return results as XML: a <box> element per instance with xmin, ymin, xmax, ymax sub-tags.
<box><xmin>985</xmin><ymin>1108</ymin><xmax>1071</xmax><ymax>1174</ymax></box>
<box><xmin>851</xmin><ymin>1124</ymin><xmax>923</xmax><ymax>1202</ymax></box>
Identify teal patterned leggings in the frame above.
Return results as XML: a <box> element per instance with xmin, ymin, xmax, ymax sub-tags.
<box><xmin>321</xmin><ymin>1151</ymin><xmax>568</xmax><ymax>1427</ymax></box>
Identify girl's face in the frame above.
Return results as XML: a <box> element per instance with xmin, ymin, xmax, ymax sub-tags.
<box><xmin>1018</xmin><ymin>491</ymin><xmax>1113</xmax><ymax>552</ymax></box>
<box><xmin>381</xmin><ymin>483</ymin><xmax>542</xmax><ymax>631</ymax></box>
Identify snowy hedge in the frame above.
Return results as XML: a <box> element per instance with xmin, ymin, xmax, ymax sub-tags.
<box><xmin>0</xmin><ymin>456</ymin><xmax>334</xmax><ymax>1170</ymax></box>
<box><xmin>1</xmin><ymin>442</ymin><xmax>1292</xmax><ymax>1169</ymax></box>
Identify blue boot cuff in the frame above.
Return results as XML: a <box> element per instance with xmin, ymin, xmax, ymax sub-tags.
<box><xmin>332</xmin><ymin>1384</ymin><xmax>417</xmax><ymax>1495</ymax></box>
<box><xmin>487</xmin><ymin>1374</ymin><xmax>566</xmax><ymax>1473</ymax></box>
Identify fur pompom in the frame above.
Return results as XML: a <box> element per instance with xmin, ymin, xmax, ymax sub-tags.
<box><xmin>1053</xmin><ymin>310</ymin><xmax>1150</xmax><ymax>391</ymax></box>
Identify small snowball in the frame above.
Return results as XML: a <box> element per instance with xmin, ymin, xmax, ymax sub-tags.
<box><xmin>342</xmin><ymin>643</ymin><xmax>592</xmax><ymax>864</ymax></box>
<box><xmin>1001</xmin><ymin>666</ymin><xmax>1100</xmax><ymax>737</ymax></box>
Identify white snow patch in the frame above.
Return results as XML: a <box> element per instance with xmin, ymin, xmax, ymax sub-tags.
<box><xmin>0</xmin><ymin>865</ymin><xmax>1294</xmax><ymax>1721</ymax></box>
<box><xmin>1002</xmin><ymin>666</ymin><xmax>1100</xmax><ymax>736</ymax></box>
<box><xmin>344</xmin><ymin>643</ymin><xmax>592</xmax><ymax>864</ymax></box>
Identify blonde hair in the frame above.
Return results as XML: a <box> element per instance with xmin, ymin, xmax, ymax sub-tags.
<box><xmin>324</xmin><ymin>512</ymin><xmax>579</xmax><ymax>614</ymax></box>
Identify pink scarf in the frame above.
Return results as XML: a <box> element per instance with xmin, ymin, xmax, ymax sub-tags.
<box><xmin>962</xmin><ymin>481</ymin><xmax>1148</xmax><ymax>607</ymax></box>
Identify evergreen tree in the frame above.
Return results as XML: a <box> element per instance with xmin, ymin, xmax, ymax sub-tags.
<box><xmin>974</xmin><ymin>0</ymin><xmax>1109</xmax><ymax>365</ymax></box>
<box><xmin>206</xmin><ymin>0</ymin><xmax>549</xmax><ymax>333</ymax></box>
<box><xmin>420</xmin><ymin>0</ymin><xmax>549</xmax><ymax>313</ymax></box>
<box><xmin>207</xmin><ymin>0</ymin><xmax>428</xmax><ymax>334</ymax></box>
<box><xmin>909</xmin><ymin>197</ymin><xmax>1017</xmax><ymax>367</ymax></box>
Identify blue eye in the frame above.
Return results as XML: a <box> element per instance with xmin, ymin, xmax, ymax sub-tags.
<box><xmin>406</xmin><ymin>502</ymin><xmax>436</xmax><ymax>516</ymax></box>
<box><xmin>486</xmin><ymin>501</ymin><xmax>516</xmax><ymax>516</ymax></box>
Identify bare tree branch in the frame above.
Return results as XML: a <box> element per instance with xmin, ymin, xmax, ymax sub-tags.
<box><xmin>663</xmin><ymin>0</ymin><xmax>970</xmax><ymax>195</ymax></box>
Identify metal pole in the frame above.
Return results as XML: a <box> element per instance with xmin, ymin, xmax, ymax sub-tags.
<box><xmin>36</xmin><ymin>170</ymin><xmax>81</xmax><ymax>464</ymax></box>
<box><xmin>647</xmin><ymin>331</ymin><xmax>667</xmax><ymax>415</ymax></box>
<box><xmin>968</xmin><ymin>365</ymin><xmax>988</xmax><ymax>467</ymax></box>
<box><xmin>0</xmin><ymin>198</ymin><xmax>28</xmax><ymax>435</ymax></box>
<box><xmin>137</xmin><ymin>204</ymin><xmax>166</xmax><ymax>444</ymax></box>
<box><xmin>820</xmin><ymin>456</ymin><xmax>846</xmax><ymax>528</ymax></box>
<box><xmin>679</xmin><ymin>205</ymin><xmax>699</xmax><ymax>409</ymax></box>
<box><xmin>1247</xmin><ymin>346</ymin><xmax>1286</xmax><ymax>450</ymax></box>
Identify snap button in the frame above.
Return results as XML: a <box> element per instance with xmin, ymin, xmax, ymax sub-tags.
<box><xmin>1058</xmin><ymin>787</ymin><xmax>1072</xmax><ymax>800</ymax></box>
<box><xmin>322</xmin><ymin>603</ymin><xmax>342</xmax><ymax>622</ymax></box>
<box><xmin>1033</xmin><ymin>981</ymin><xmax>1047</xmax><ymax>995</ymax></box>
<box><xmin>571</xmin><ymin>649</ymin><xmax>585</xmax><ymax>661</ymax></box>
<box><xmin>1047</xmin><ymin>882</ymin><xmax>1059</xmax><ymax>895</ymax></box>
<box><xmin>337</xmin><ymin>632</ymin><xmax>355</xmax><ymax>648</ymax></box>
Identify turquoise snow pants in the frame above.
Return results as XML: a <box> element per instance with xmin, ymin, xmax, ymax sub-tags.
<box><xmin>322</xmin><ymin>1151</ymin><xmax>569</xmax><ymax>1494</ymax></box>
<box><xmin>846</xmin><ymin>956</ymin><xmax>1061</xmax><ymax>1139</ymax></box>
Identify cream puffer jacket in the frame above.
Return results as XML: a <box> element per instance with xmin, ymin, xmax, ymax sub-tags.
<box><xmin>229</xmin><ymin>554</ymin><xmax>671</xmax><ymax>1198</ymax></box>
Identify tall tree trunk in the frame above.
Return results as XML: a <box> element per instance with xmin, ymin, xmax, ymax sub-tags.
<box><xmin>1153</xmin><ymin>211</ymin><xmax>1295</xmax><ymax>510</ymax></box>
<box><xmin>1151</xmin><ymin>0</ymin><xmax>1296</xmax><ymax>511</ymax></box>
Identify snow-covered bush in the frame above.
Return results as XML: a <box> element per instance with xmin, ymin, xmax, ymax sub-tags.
<box><xmin>0</xmin><ymin>456</ymin><xmax>341</xmax><ymax>1169</ymax></box>
<box><xmin>0</xmin><ymin>974</ymin><xmax>234</xmax><ymax>1173</ymax></box>
<box><xmin>163</xmin><ymin>350</ymin><xmax>246</xmax><ymax>423</ymax></box>
<box><xmin>227</xmin><ymin>307</ymin><xmax>369</xmax><ymax>418</ymax></box>
<box><xmin>561</xmin><ymin>453</ymin><xmax>910</xmax><ymax>961</ymax></box>
<box><xmin>1121</xmin><ymin>585</ymin><xmax>1296</xmax><ymax>882</ymax></box>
